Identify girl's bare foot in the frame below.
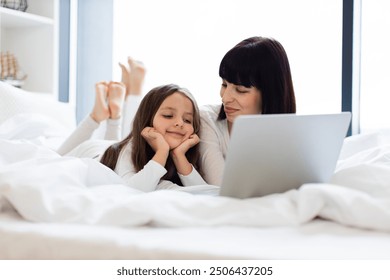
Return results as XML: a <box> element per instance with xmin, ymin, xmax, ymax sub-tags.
<box><xmin>119</xmin><ymin>56</ymin><xmax>146</xmax><ymax>97</ymax></box>
<box><xmin>119</xmin><ymin>62</ymin><xmax>131</xmax><ymax>96</ymax></box>
<box><xmin>107</xmin><ymin>82</ymin><xmax>126</xmax><ymax>119</ymax></box>
<box><xmin>128</xmin><ymin>57</ymin><xmax>146</xmax><ymax>96</ymax></box>
<box><xmin>90</xmin><ymin>81</ymin><xmax>110</xmax><ymax>123</ymax></box>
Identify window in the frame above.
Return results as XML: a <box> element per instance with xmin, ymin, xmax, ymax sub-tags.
<box><xmin>113</xmin><ymin>0</ymin><xmax>342</xmax><ymax>114</ymax></box>
<box><xmin>359</xmin><ymin>0</ymin><xmax>390</xmax><ymax>133</ymax></box>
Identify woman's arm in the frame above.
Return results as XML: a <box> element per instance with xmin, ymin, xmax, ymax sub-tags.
<box><xmin>199</xmin><ymin>108</ymin><xmax>229</xmax><ymax>186</ymax></box>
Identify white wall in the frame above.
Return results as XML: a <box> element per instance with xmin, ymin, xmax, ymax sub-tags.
<box><xmin>112</xmin><ymin>0</ymin><xmax>342</xmax><ymax>114</ymax></box>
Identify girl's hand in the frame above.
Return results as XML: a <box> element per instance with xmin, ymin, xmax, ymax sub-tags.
<box><xmin>141</xmin><ymin>127</ymin><xmax>170</xmax><ymax>167</ymax></box>
<box><xmin>171</xmin><ymin>134</ymin><xmax>200</xmax><ymax>157</ymax></box>
<box><xmin>141</xmin><ymin>127</ymin><xmax>169</xmax><ymax>153</ymax></box>
<box><xmin>170</xmin><ymin>134</ymin><xmax>200</xmax><ymax>176</ymax></box>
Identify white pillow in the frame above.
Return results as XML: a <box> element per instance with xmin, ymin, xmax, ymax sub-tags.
<box><xmin>0</xmin><ymin>81</ymin><xmax>76</xmax><ymax>130</ymax></box>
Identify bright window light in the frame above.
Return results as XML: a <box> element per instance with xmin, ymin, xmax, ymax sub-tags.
<box><xmin>113</xmin><ymin>0</ymin><xmax>342</xmax><ymax>114</ymax></box>
<box><xmin>360</xmin><ymin>0</ymin><xmax>390</xmax><ymax>133</ymax></box>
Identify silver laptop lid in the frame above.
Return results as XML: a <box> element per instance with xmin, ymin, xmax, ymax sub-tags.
<box><xmin>220</xmin><ymin>112</ymin><xmax>351</xmax><ymax>199</ymax></box>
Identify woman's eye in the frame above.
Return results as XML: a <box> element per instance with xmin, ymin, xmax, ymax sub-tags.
<box><xmin>221</xmin><ymin>83</ymin><xmax>227</xmax><ymax>88</ymax></box>
<box><xmin>162</xmin><ymin>115</ymin><xmax>173</xmax><ymax>118</ymax></box>
<box><xmin>236</xmin><ymin>88</ymin><xmax>249</xmax><ymax>94</ymax></box>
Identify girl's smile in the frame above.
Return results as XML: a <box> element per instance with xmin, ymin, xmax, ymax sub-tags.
<box><xmin>153</xmin><ymin>92</ymin><xmax>195</xmax><ymax>149</ymax></box>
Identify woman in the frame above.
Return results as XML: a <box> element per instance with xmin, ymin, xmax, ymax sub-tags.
<box><xmin>199</xmin><ymin>36</ymin><xmax>296</xmax><ymax>186</ymax></box>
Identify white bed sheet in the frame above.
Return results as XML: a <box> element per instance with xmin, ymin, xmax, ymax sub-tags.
<box><xmin>1</xmin><ymin>211</ymin><xmax>389</xmax><ymax>260</ymax></box>
<box><xmin>1</xmin><ymin>84</ymin><xmax>390</xmax><ymax>260</ymax></box>
<box><xmin>1</xmin><ymin>129</ymin><xmax>390</xmax><ymax>231</ymax></box>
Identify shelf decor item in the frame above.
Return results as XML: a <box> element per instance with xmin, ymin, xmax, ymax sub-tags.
<box><xmin>0</xmin><ymin>51</ymin><xmax>27</xmax><ymax>88</ymax></box>
<box><xmin>0</xmin><ymin>0</ymin><xmax>28</xmax><ymax>12</ymax></box>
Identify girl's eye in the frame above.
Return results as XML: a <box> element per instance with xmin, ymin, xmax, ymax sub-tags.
<box><xmin>184</xmin><ymin>119</ymin><xmax>192</xmax><ymax>124</ymax></box>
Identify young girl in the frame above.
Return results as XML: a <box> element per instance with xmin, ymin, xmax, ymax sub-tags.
<box><xmin>100</xmin><ymin>84</ymin><xmax>205</xmax><ymax>191</ymax></box>
<box><xmin>59</xmin><ymin>82</ymin><xmax>205</xmax><ymax>191</ymax></box>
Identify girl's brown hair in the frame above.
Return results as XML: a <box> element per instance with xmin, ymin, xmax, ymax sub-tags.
<box><xmin>100</xmin><ymin>84</ymin><xmax>201</xmax><ymax>186</ymax></box>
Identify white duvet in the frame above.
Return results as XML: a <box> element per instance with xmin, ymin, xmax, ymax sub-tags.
<box><xmin>1</xmin><ymin>114</ymin><xmax>390</xmax><ymax>232</ymax></box>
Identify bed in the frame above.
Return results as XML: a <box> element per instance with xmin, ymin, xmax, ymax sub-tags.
<box><xmin>1</xmin><ymin>81</ymin><xmax>390</xmax><ymax>260</ymax></box>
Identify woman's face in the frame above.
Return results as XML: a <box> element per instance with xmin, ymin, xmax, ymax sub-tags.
<box><xmin>152</xmin><ymin>92</ymin><xmax>195</xmax><ymax>149</ymax></box>
<box><xmin>220</xmin><ymin>80</ymin><xmax>262</xmax><ymax>124</ymax></box>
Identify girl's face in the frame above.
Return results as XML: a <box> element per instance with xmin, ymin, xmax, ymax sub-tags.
<box><xmin>152</xmin><ymin>92</ymin><xmax>195</xmax><ymax>149</ymax></box>
<box><xmin>220</xmin><ymin>80</ymin><xmax>262</xmax><ymax>124</ymax></box>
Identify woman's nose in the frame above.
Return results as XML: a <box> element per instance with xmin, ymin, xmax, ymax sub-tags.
<box><xmin>221</xmin><ymin>87</ymin><xmax>234</xmax><ymax>103</ymax></box>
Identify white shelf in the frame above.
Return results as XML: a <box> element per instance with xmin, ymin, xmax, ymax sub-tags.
<box><xmin>0</xmin><ymin>7</ymin><xmax>53</xmax><ymax>27</ymax></box>
<box><xmin>0</xmin><ymin>1</ymin><xmax>58</xmax><ymax>96</ymax></box>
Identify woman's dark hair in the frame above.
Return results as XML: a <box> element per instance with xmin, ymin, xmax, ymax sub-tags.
<box><xmin>100</xmin><ymin>84</ymin><xmax>201</xmax><ymax>186</ymax></box>
<box><xmin>218</xmin><ymin>36</ymin><xmax>296</xmax><ymax>120</ymax></box>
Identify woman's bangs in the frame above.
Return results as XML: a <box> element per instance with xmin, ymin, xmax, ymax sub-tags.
<box><xmin>219</xmin><ymin>53</ymin><xmax>254</xmax><ymax>87</ymax></box>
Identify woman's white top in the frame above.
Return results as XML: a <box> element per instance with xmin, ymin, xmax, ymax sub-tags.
<box><xmin>199</xmin><ymin>104</ymin><xmax>229</xmax><ymax>186</ymax></box>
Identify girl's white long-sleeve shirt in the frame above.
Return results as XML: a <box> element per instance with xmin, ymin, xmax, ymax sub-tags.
<box><xmin>115</xmin><ymin>141</ymin><xmax>207</xmax><ymax>192</ymax></box>
<box><xmin>199</xmin><ymin>104</ymin><xmax>229</xmax><ymax>186</ymax></box>
<box><xmin>60</xmin><ymin>92</ymin><xmax>206</xmax><ymax>192</ymax></box>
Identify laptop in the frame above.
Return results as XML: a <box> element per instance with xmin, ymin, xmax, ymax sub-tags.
<box><xmin>219</xmin><ymin>112</ymin><xmax>351</xmax><ymax>199</ymax></box>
